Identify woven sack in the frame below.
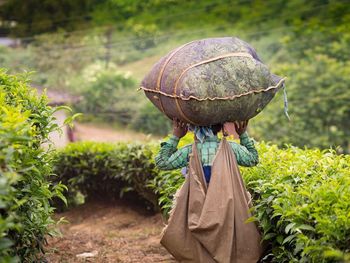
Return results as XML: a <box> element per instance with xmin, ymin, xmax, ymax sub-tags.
<box><xmin>160</xmin><ymin>138</ymin><xmax>263</xmax><ymax>262</ymax></box>
<box><xmin>141</xmin><ymin>37</ymin><xmax>285</xmax><ymax>126</ymax></box>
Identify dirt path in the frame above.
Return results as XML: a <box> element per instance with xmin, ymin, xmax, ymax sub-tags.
<box><xmin>46</xmin><ymin>124</ymin><xmax>171</xmax><ymax>262</ymax></box>
<box><xmin>45</xmin><ymin>200</ymin><xmax>175</xmax><ymax>263</ymax></box>
<box><xmin>74</xmin><ymin>123</ymin><xmax>159</xmax><ymax>143</ymax></box>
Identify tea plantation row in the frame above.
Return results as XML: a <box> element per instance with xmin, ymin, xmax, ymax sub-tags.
<box><xmin>54</xmin><ymin>139</ymin><xmax>350</xmax><ymax>262</ymax></box>
<box><xmin>1</xmin><ymin>69</ymin><xmax>349</xmax><ymax>262</ymax></box>
<box><xmin>0</xmin><ymin>69</ymin><xmax>67</xmax><ymax>262</ymax></box>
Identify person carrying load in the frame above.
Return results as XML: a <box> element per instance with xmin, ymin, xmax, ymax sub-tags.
<box><xmin>140</xmin><ymin>37</ymin><xmax>288</xmax><ymax>262</ymax></box>
<box><xmin>156</xmin><ymin>120</ymin><xmax>258</xmax><ymax>181</ymax></box>
<box><xmin>155</xmin><ymin>119</ymin><xmax>263</xmax><ymax>263</ymax></box>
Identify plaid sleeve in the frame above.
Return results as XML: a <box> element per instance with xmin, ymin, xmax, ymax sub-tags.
<box><xmin>229</xmin><ymin>132</ymin><xmax>259</xmax><ymax>167</ymax></box>
<box><xmin>155</xmin><ymin>135</ymin><xmax>191</xmax><ymax>170</ymax></box>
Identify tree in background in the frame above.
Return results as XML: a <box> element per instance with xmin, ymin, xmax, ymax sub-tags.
<box><xmin>1</xmin><ymin>0</ymin><xmax>349</xmax><ymax>149</ymax></box>
<box><xmin>0</xmin><ymin>69</ymin><xmax>67</xmax><ymax>261</ymax></box>
<box><xmin>252</xmin><ymin>53</ymin><xmax>350</xmax><ymax>152</ymax></box>
<box><xmin>75</xmin><ymin>65</ymin><xmax>171</xmax><ymax>135</ymax></box>
<box><xmin>77</xmin><ymin>68</ymin><xmax>139</xmax><ymax>124</ymax></box>
<box><xmin>251</xmin><ymin>0</ymin><xmax>350</xmax><ymax>152</ymax></box>
<box><xmin>0</xmin><ymin>0</ymin><xmax>98</xmax><ymax>37</ymax></box>
<box><xmin>131</xmin><ymin>101</ymin><xmax>171</xmax><ymax>136</ymax></box>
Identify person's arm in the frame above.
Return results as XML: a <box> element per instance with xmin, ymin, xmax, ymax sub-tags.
<box><xmin>234</xmin><ymin>131</ymin><xmax>259</xmax><ymax>167</ymax></box>
<box><xmin>155</xmin><ymin>135</ymin><xmax>191</xmax><ymax>170</ymax></box>
<box><xmin>155</xmin><ymin>119</ymin><xmax>190</xmax><ymax>170</ymax></box>
<box><xmin>226</xmin><ymin>121</ymin><xmax>259</xmax><ymax>167</ymax></box>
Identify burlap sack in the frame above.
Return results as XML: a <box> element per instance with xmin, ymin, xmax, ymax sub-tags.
<box><xmin>141</xmin><ymin>37</ymin><xmax>285</xmax><ymax>126</ymax></box>
<box><xmin>160</xmin><ymin>138</ymin><xmax>263</xmax><ymax>263</ymax></box>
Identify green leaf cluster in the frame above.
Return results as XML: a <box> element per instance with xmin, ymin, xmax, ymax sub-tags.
<box><xmin>152</xmin><ymin>140</ymin><xmax>350</xmax><ymax>261</ymax></box>
<box><xmin>242</xmin><ymin>143</ymin><xmax>350</xmax><ymax>262</ymax></box>
<box><xmin>77</xmin><ymin>70</ymin><xmax>138</xmax><ymax>124</ymax></box>
<box><xmin>52</xmin><ymin>141</ymin><xmax>160</xmax><ymax>211</ymax></box>
<box><xmin>2</xmin><ymin>0</ymin><xmax>349</xmax><ymax>148</ymax></box>
<box><xmin>54</xmin><ymin>135</ymin><xmax>350</xmax><ymax>261</ymax></box>
<box><xmin>252</xmin><ymin>23</ymin><xmax>350</xmax><ymax>152</ymax></box>
<box><xmin>0</xmin><ymin>0</ymin><xmax>97</xmax><ymax>37</ymax></box>
<box><xmin>75</xmin><ymin>69</ymin><xmax>171</xmax><ymax>135</ymax></box>
<box><xmin>0</xmin><ymin>69</ymin><xmax>66</xmax><ymax>262</ymax></box>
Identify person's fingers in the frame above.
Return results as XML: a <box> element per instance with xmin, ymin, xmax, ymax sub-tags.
<box><xmin>244</xmin><ymin>120</ymin><xmax>249</xmax><ymax>129</ymax></box>
<box><xmin>173</xmin><ymin>119</ymin><xmax>180</xmax><ymax>128</ymax></box>
<box><xmin>234</xmin><ymin>121</ymin><xmax>239</xmax><ymax>131</ymax></box>
<box><xmin>223</xmin><ymin>123</ymin><xmax>228</xmax><ymax>134</ymax></box>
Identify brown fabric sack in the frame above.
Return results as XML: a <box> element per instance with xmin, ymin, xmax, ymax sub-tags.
<box><xmin>160</xmin><ymin>138</ymin><xmax>263</xmax><ymax>263</ymax></box>
<box><xmin>141</xmin><ymin>37</ymin><xmax>285</xmax><ymax>126</ymax></box>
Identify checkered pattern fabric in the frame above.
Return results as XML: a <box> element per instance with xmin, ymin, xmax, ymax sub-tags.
<box><xmin>155</xmin><ymin>132</ymin><xmax>259</xmax><ymax>170</ymax></box>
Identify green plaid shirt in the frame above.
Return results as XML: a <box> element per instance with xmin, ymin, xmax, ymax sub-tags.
<box><xmin>155</xmin><ymin>132</ymin><xmax>259</xmax><ymax>170</ymax></box>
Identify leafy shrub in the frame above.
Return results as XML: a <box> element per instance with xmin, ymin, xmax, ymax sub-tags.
<box><xmin>147</xmin><ymin>169</ymin><xmax>184</xmax><ymax>216</ymax></box>
<box><xmin>243</xmin><ymin>143</ymin><xmax>350</xmax><ymax>262</ymax></box>
<box><xmin>251</xmin><ymin>52</ymin><xmax>350</xmax><ymax>153</ymax></box>
<box><xmin>53</xmin><ymin>134</ymin><xmax>190</xmax><ymax>213</ymax></box>
<box><xmin>149</xmin><ymin>139</ymin><xmax>350</xmax><ymax>262</ymax></box>
<box><xmin>53</xmin><ymin>141</ymin><xmax>159</xmax><ymax>211</ymax></box>
<box><xmin>54</xmin><ymin>134</ymin><xmax>350</xmax><ymax>262</ymax></box>
<box><xmin>130</xmin><ymin>101</ymin><xmax>171</xmax><ymax>136</ymax></box>
<box><xmin>129</xmin><ymin>23</ymin><xmax>160</xmax><ymax>50</ymax></box>
<box><xmin>76</xmin><ymin>70</ymin><xmax>141</xmax><ymax>125</ymax></box>
<box><xmin>0</xmin><ymin>69</ymin><xmax>66</xmax><ymax>262</ymax></box>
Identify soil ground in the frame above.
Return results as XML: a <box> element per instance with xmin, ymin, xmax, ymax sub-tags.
<box><xmin>45</xmin><ymin>200</ymin><xmax>176</xmax><ymax>263</ymax></box>
<box><xmin>74</xmin><ymin>123</ymin><xmax>156</xmax><ymax>143</ymax></box>
<box><xmin>46</xmin><ymin>123</ymin><xmax>172</xmax><ymax>262</ymax></box>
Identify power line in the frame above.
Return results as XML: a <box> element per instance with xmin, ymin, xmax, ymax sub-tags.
<box><xmin>15</xmin><ymin>27</ymin><xmax>346</xmax><ymax>89</ymax></box>
<box><xmin>24</xmin><ymin>20</ymin><xmax>331</xmax><ymax>55</ymax></box>
<box><xmin>10</xmin><ymin>0</ymin><xmax>343</xmax><ymax>43</ymax></box>
<box><xmin>3</xmin><ymin>0</ymin><xmax>248</xmax><ymax>40</ymax></box>
<box><xmin>25</xmin><ymin>15</ymin><xmax>343</xmax><ymax>55</ymax></box>
<box><xmin>26</xmin><ymin>0</ymin><xmax>350</xmax><ymax>29</ymax></box>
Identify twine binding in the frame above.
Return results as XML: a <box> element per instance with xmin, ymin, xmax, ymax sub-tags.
<box><xmin>140</xmin><ymin>77</ymin><xmax>286</xmax><ymax>101</ymax></box>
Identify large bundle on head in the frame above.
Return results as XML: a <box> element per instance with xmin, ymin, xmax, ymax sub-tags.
<box><xmin>141</xmin><ymin>37</ymin><xmax>285</xmax><ymax>126</ymax></box>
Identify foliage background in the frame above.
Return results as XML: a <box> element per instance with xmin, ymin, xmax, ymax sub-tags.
<box><xmin>0</xmin><ymin>69</ymin><xmax>66</xmax><ymax>262</ymax></box>
<box><xmin>53</xmin><ymin>136</ymin><xmax>350</xmax><ymax>262</ymax></box>
<box><xmin>1</xmin><ymin>1</ymin><xmax>350</xmax><ymax>262</ymax></box>
<box><xmin>1</xmin><ymin>0</ymin><xmax>349</xmax><ymax>149</ymax></box>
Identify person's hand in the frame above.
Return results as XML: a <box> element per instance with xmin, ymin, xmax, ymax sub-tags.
<box><xmin>234</xmin><ymin>120</ymin><xmax>248</xmax><ymax>136</ymax></box>
<box><xmin>223</xmin><ymin>122</ymin><xmax>236</xmax><ymax>137</ymax></box>
<box><xmin>172</xmin><ymin>119</ymin><xmax>188</xmax><ymax>138</ymax></box>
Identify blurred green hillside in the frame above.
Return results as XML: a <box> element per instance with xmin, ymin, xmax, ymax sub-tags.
<box><xmin>0</xmin><ymin>0</ymin><xmax>349</xmax><ymax>151</ymax></box>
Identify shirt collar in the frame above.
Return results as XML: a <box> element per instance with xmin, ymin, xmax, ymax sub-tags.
<box><xmin>202</xmin><ymin>135</ymin><xmax>220</xmax><ymax>143</ymax></box>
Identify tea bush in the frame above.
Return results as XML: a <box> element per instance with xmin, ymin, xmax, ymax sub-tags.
<box><xmin>150</xmin><ymin>140</ymin><xmax>350</xmax><ymax>262</ymax></box>
<box><xmin>53</xmin><ymin>141</ymin><xmax>159</xmax><ymax>210</ymax></box>
<box><xmin>0</xmin><ymin>69</ymin><xmax>67</xmax><ymax>262</ymax></box>
<box><xmin>55</xmin><ymin>136</ymin><xmax>350</xmax><ymax>262</ymax></box>
<box><xmin>242</xmin><ymin>143</ymin><xmax>350</xmax><ymax>262</ymax></box>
